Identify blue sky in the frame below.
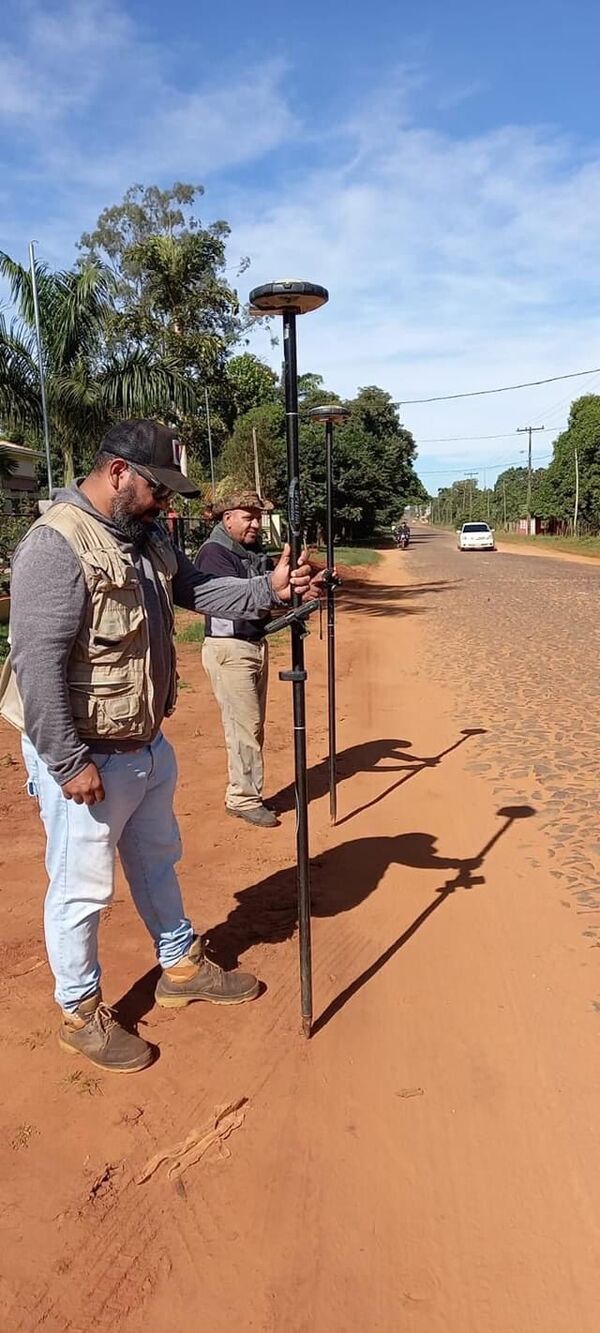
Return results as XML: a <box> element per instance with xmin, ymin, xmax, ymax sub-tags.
<box><xmin>2</xmin><ymin>0</ymin><xmax>600</xmax><ymax>490</ymax></box>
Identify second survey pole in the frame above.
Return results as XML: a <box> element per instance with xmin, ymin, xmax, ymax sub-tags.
<box><xmin>309</xmin><ymin>405</ymin><xmax>349</xmax><ymax>824</ymax></box>
<box><xmin>249</xmin><ymin>280</ymin><xmax>329</xmax><ymax>1037</ymax></box>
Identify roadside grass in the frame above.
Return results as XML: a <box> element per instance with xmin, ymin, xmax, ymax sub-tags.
<box><xmin>175</xmin><ymin>615</ymin><xmax>205</xmax><ymax>644</ymax></box>
<box><xmin>312</xmin><ymin>546</ymin><xmax>382</xmax><ymax>567</ymax></box>
<box><xmin>175</xmin><ymin>610</ymin><xmax>293</xmax><ymax>659</ymax></box>
<box><xmin>495</xmin><ymin>531</ymin><xmax>600</xmax><ymax>559</ymax></box>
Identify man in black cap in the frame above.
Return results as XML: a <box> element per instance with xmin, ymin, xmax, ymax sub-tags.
<box><xmin>2</xmin><ymin>420</ymin><xmax>317</xmax><ymax>1074</ymax></box>
<box><xmin>196</xmin><ymin>490</ymin><xmax>278</xmax><ymax>828</ymax></box>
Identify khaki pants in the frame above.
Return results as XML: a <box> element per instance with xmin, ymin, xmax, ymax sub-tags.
<box><xmin>202</xmin><ymin>637</ymin><xmax>269</xmax><ymax>811</ymax></box>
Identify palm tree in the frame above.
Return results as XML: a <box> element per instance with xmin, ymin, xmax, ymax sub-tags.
<box><xmin>0</xmin><ymin>252</ymin><xmax>197</xmax><ymax>484</ymax></box>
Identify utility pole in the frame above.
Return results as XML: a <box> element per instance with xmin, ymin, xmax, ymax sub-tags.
<box><xmin>503</xmin><ymin>477</ymin><xmax>507</xmax><ymax>528</ymax></box>
<box><xmin>252</xmin><ymin>427</ymin><xmax>262</xmax><ymax>496</ymax></box>
<box><xmin>308</xmin><ymin>404</ymin><xmax>349</xmax><ymax>826</ymax></box>
<box><xmin>29</xmin><ymin>241</ymin><xmax>53</xmax><ymax>496</ymax></box>
<box><xmin>574</xmin><ymin>446</ymin><xmax>579</xmax><ymax>534</ymax></box>
<box><xmin>517</xmin><ymin>425</ymin><xmax>544</xmax><ymax>533</ymax></box>
<box><xmin>205</xmin><ymin>386</ymin><xmax>216</xmax><ymax>503</ymax></box>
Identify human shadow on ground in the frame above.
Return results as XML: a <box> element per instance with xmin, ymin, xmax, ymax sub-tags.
<box><xmin>203</xmin><ymin>805</ymin><xmax>535</xmax><ymax>1031</ymax></box>
<box><xmin>116</xmin><ymin>804</ymin><xmax>534</xmax><ymax>1034</ymax></box>
<box><xmin>271</xmin><ymin>729</ymin><xmax>486</xmax><ymax>821</ymax></box>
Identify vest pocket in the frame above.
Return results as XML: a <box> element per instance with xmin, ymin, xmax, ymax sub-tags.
<box><xmin>70</xmin><ymin>678</ymin><xmax>142</xmax><ymax>735</ymax></box>
<box><xmin>89</xmin><ymin>626</ymin><xmax>141</xmax><ymax>663</ymax></box>
<box><xmin>82</xmin><ymin>551</ymin><xmax>145</xmax><ymax>642</ymax></box>
<box><xmin>101</xmin><ymin>692</ymin><xmax>140</xmax><ymax>724</ymax></box>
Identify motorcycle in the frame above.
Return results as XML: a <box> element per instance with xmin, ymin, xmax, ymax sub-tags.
<box><xmin>399</xmin><ymin>530</ymin><xmax>410</xmax><ymax>550</ymax></box>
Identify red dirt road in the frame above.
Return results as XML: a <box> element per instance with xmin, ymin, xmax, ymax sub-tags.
<box><xmin>1</xmin><ymin>542</ymin><xmax>599</xmax><ymax>1332</ymax></box>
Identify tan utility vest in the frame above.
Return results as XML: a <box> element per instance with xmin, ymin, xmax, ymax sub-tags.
<box><xmin>0</xmin><ymin>503</ymin><xmax>179</xmax><ymax>741</ymax></box>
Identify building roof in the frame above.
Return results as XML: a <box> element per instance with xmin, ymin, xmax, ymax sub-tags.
<box><xmin>0</xmin><ymin>440</ymin><xmax>42</xmax><ymax>459</ymax></box>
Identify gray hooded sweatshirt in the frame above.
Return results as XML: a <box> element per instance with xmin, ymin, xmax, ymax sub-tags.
<box><xmin>10</xmin><ymin>483</ymin><xmax>279</xmax><ymax>786</ymax></box>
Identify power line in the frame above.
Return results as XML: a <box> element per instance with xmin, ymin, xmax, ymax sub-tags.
<box><xmin>528</xmin><ymin>370</ymin><xmax>600</xmax><ymax>431</ymax></box>
<box><xmin>416</xmin><ymin>431</ymin><xmax>520</xmax><ymax>444</ymax></box>
<box><xmin>399</xmin><ymin>366</ymin><xmax>600</xmax><ymax>406</ymax></box>
<box><xmin>417</xmin><ymin>453</ymin><xmax>552</xmax><ymax>476</ymax></box>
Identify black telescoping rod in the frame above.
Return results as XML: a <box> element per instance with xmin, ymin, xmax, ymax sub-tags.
<box><xmin>249</xmin><ymin>281</ymin><xmax>329</xmax><ymax>1037</ymax></box>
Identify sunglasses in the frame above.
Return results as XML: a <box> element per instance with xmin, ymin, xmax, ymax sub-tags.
<box><xmin>128</xmin><ymin>463</ymin><xmax>173</xmax><ymax>502</ymax></box>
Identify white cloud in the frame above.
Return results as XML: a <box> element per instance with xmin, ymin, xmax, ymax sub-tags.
<box><xmin>44</xmin><ymin>60</ymin><xmax>297</xmax><ymax>192</ymax></box>
<box><xmin>0</xmin><ymin>50</ymin><xmax>36</xmax><ymax>118</ymax></box>
<box><xmin>1</xmin><ymin>2</ymin><xmax>295</xmax><ymax>235</ymax></box>
<box><xmin>2</xmin><ymin>7</ymin><xmax>600</xmax><ymax>486</ymax></box>
<box><xmin>226</xmin><ymin>85</ymin><xmax>600</xmax><ymax>482</ymax></box>
<box><xmin>0</xmin><ymin>0</ymin><xmax>137</xmax><ymax>122</ymax></box>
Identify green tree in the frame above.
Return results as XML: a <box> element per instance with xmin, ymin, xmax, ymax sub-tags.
<box><xmin>349</xmin><ymin>387</ymin><xmax>425</xmax><ymax>530</ymax></box>
<box><xmin>543</xmin><ymin>395</ymin><xmax>600</xmax><ymax>530</ymax></box>
<box><xmin>79</xmin><ymin>183</ymin><xmax>247</xmax><ymax>470</ymax></box>
<box><xmin>218</xmin><ymin>402</ymin><xmax>286</xmax><ymax>501</ymax></box>
<box><xmin>491</xmin><ymin>465</ymin><xmax>547</xmax><ymax>524</ymax></box>
<box><xmin>434</xmin><ymin>478</ymin><xmax>484</xmax><ymax>526</ymax></box>
<box><xmin>225</xmin><ymin>353</ymin><xmax>278</xmax><ymax>426</ymax></box>
<box><xmin>79</xmin><ymin>182</ymin><xmax>239</xmax><ymax>336</ymax></box>
<box><xmin>493</xmin><ymin>467</ymin><xmax>527</xmax><ymax>523</ymax></box>
<box><xmin>295</xmin><ymin>387</ymin><xmax>425</xmax><ymax>539</ymax></box>
<box><xmin>295</xmin><ymin>372</ymin><xmax>330</xmax><ymax>410</ymax></box>
<box><xmin>215</xmin><ymin>381</ymin><xmax>426</xmax><ymax>542</ymax></box>
<box><xmin>0</xmin><ymin>252</ymin><xmax>196</xmax><ymax>484</ymax></box>
<box><xmin>350</xmin><ymin>385</ymin><xmax>402</xmax><ymax>440</ymax></box>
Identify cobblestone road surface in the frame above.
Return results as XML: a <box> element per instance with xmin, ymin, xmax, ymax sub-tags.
<box><xmin>399</xmin><ymin>528</ymin><xmax>600</xmax><ymax>941</ymax></box>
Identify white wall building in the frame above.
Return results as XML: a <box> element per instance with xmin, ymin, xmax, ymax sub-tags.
<box><xmin>0</xmin><ymin>441</ymin><xmax>42</xmax><ymax>511</ymax></box>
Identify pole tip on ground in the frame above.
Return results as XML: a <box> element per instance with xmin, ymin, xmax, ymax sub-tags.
<box><xmin>302</xmin><ymin>1017</ymin><xmax>312</xmax><ymax>1039</ymax></box>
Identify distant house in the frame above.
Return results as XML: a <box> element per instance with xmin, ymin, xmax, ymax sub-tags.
<box><xmin>0</xmin><ymin>440</ymin><xmax>42</xmax><ymax>512</ymax></box>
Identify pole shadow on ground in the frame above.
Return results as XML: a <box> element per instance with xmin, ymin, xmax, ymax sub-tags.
<box><xmin>271</xmin><ymin>728</ymin><xmax>485</xmax><ymax>822</ymax></box>
<box><xmin>312</xmin><ymin>804</ymin><xmax>535</xmax><ymax>1034</ymax></box>
<box><xmin>336</xmin><ymin>576</ymin><xmax>460</xmax><ymax>618</ymax></box>
<box><xmin>202</xmin><ymin>805</ymin><xmax>535</xmax><ymax>1033</ymax></box>
<box><xmin>115</xmin><ymin>729</ymin><xmax>484</xmax><ymax>1028</ymax></box>
<box><xmin>115</xmin><ymin>805</ymin><xmax>534</xmax><ymax>1034</ymax></box>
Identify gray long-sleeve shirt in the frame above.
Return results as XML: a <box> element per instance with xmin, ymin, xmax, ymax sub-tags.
<box><xmin>10</xmin><ymin>484</ymin><xmax>279</xmax><ymax>785</ymax></box>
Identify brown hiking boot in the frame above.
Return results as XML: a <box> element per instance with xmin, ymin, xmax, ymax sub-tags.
<box><xmin>59</xmin><ymin>993</ymin><xmax>153</xmax><ymax>1073</ymax></box>
<box><xmin>155</xmin><ymin>937</ymin><xmax>260</xmax><ymax>1009</ymax></box>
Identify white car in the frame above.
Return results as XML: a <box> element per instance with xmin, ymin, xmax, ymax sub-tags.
<box><xmin>457</xmin><ymin>521</ymin><xmax>495</xmax><ymax>551</ymax></box>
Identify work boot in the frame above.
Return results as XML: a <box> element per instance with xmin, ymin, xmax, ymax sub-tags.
<box><xmin>155</xmin><ymin>937</ymin><xmax>260</xmax><ymax>1009</ymax></box>
<box><xmin>58</xmin><ymin>993</ymin><xmax>153</xmax><ymax>1073</ymax></box>
<box><xmin>226</xmin><ymin>803</ymin><xmax>279</xmax><ymax>828</ymax></box>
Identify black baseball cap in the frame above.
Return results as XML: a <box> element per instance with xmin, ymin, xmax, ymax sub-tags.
<box><xmin>99</xmin><ymin>420</ymin><xmax>200</xmax><ymax>497</ymax></box>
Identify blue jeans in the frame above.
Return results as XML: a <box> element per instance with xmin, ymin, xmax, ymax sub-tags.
<box><xmin>22</xmin><ymin>732</ymin><xmax>194</xmax><ymax>1012</ymax></box>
